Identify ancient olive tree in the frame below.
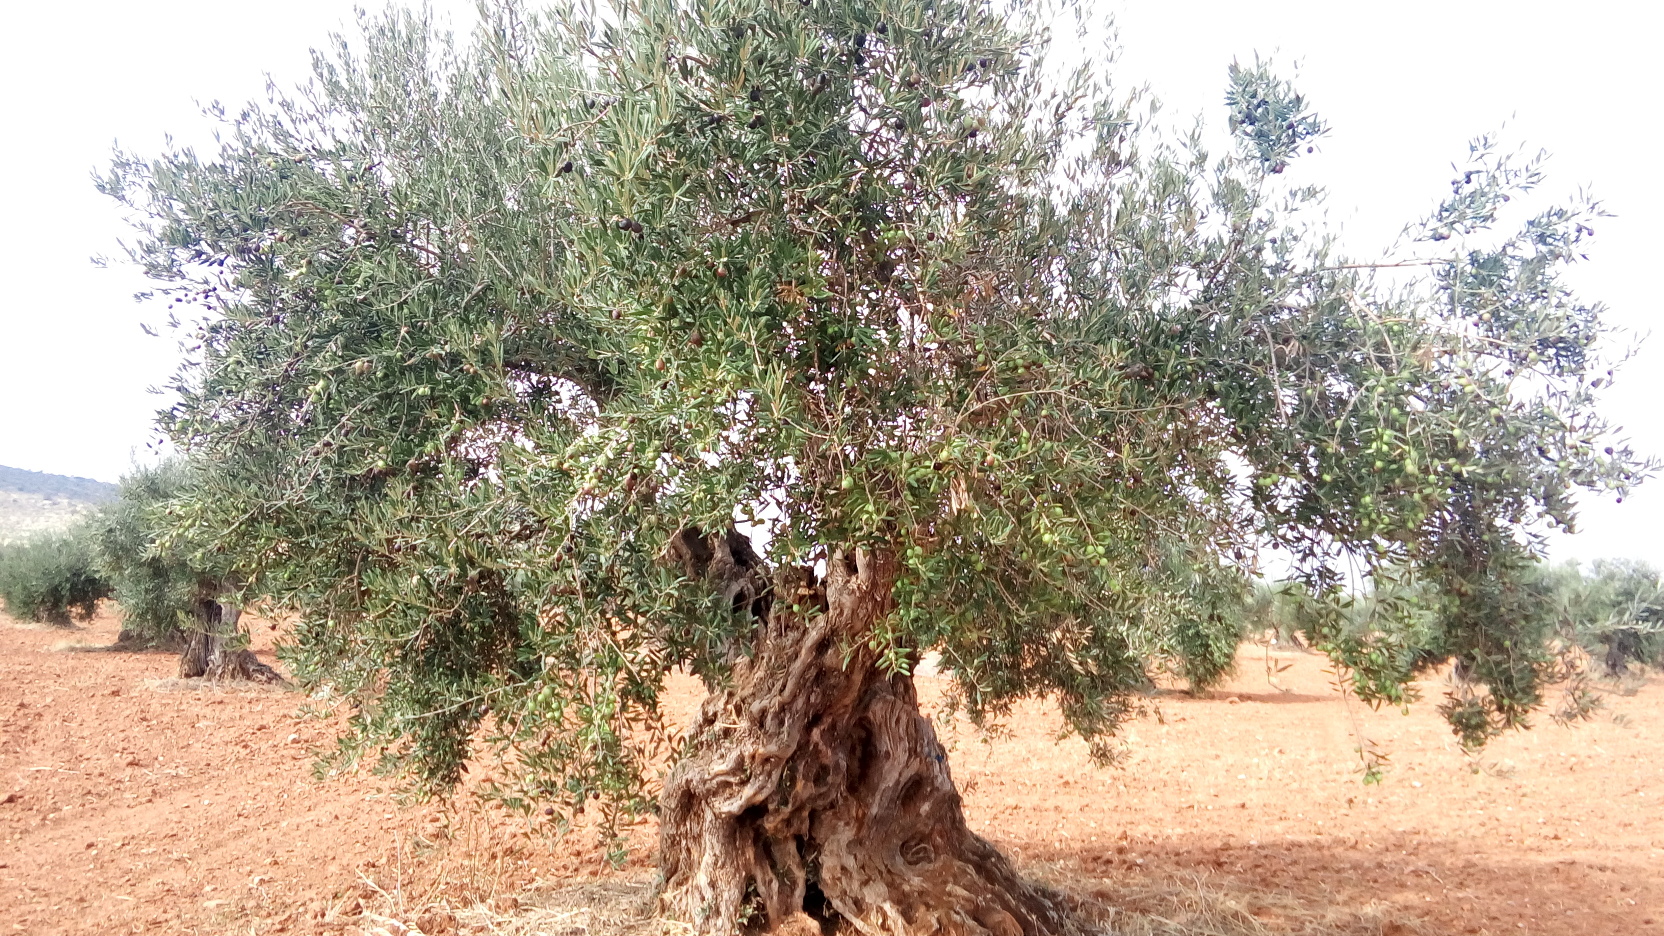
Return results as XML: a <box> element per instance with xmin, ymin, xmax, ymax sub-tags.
<box><xmin>104</xmin><ymin>0</ymin><xmax>1641</xmax><ymax>932</ymax></box>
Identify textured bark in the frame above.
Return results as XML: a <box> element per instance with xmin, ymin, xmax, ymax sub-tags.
<box><xmin>658</xmin><ymin>542</ymin><xmax>1078</xmax><ymax>936</ymax></box>
<box><xmin>178</xmin><ymin>594</ymin><xmax>283</xmax><ymax>683</ymax></box>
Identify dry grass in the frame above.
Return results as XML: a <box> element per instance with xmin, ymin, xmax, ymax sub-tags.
<box><xmin>347</xmin><ymin>861</ymin><xmax>1433</xmax><ymax>936</ymax></box>
<box><xmin>136</xmin><ymin>675</ymin><xmax>293</xmax><ymax>694</ymax></box>
<box><xmin>48</xmin><ymin>637</ymin><xmax>114</xmax><ymax>651</ymax></box>
<box><xmin>48</xmin><ymin>634</ymin><xmax>177</xmax><ymax>654</ymax></box>
<box><xmin>356</xmin><ymin>879</ymin><xmax>679</xmax><ymax>936</ymax></box>
<box><xmin>1049</xmin><ymin>868</ymin><xmax>1436</xmax><ymax>936</ymax></box>
<box><xmin>338</xmin><ymin>803</ymin><xmax>672</xmax><ymax>936</ymax></box>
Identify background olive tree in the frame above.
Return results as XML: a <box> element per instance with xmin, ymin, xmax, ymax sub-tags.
<box><xmin>92</xmin><ymin>460</ymin><xmax>279</xmax><ymax>679</ymax></box>
<box><xmin>102</xmin><ymin>0</ymin><xmax>1644</xmax><ymax>931</ymax></box>
<box><xmin>0</xmin><ymin>528</ymin><xmax>110</xmax><ymax>625</ymax></box>
<box><xmin>92</xmin><ymin>461</ymin><xmax>194</xmax><ymax>648</ymax></box>
<box><xmin>1526</xmin><ymin>559</ymin><xmax>1664</xmax><ymax>676</ymax></box>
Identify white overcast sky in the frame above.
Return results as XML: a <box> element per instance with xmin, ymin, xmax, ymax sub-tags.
<box><xmin>0</xmin><ymin>1</ymin><xmax>1657</xmax><ymax>567</ymax></box>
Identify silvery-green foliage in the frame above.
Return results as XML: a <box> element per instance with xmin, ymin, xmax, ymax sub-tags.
<box><xmin>90</xmin><ymin>460</ymin><xmax>214</xmax><ymax>646</ymax></box>
<box><xmin>1529</xmin><ymin>559</ymin><xmax>1664</xmax><ymax>675</ymax></box>
<box><xmin>1225</xmin><ymin>58</ymin><xmax>1326</xmax><ymax>172</ymax></box>
<box><xmin>0</xmin><ymin>527</ymin><xmax>110</xmax><ymax>625</ymax></box>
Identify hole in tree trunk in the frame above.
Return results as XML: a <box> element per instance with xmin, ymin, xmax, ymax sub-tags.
<box><xmin>900</xmin><ymin>837</ymin><xmax>935</xmax><ymax>867</ymax></box>
<box><xmin>801</xmin><ymin>866</ymin><xmax>839</xmax><ymax>935</ymax></box>
<box><xmin>895</xmin><ymin>774</ymin><xmax>927</xmax><ymax>813</ymax></box>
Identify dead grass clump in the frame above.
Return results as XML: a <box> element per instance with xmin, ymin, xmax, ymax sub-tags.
<box><xmin>363</xmin><ymin>880</ymin><xmax>679</xmax><ymax>936</ymax></box>
<box><xmin>139</xmin><ymin>676</ymin><xmax>292</xmax><ymax>694</ymax></box>
<box><xmin>352</xmin><ymin>863</ymin><xmax>1429</xmax><ymax>936</ymax></box>
<box><xmin>1041</xmin><ymin>866</ymin><xmax>1433</xmax><ymax>936</ymax></box>
<box><xmin>50</xmin><ymin>637</ymin><xmax>175</xmax><ymax>653</ymax></box>
<box><xmin>353</xmin><ymin>873</ymin><xmax>679</xmax><ymax>936</ymax></box>
<box><xmin>331</xmin><ymin>802</ymin><xmax>663</xmax><ymax>936</ymax></box>
<box><xmin>49</xmin><ymin>638</ymin><xmax>114</xmax><ymax>652</ymax></box>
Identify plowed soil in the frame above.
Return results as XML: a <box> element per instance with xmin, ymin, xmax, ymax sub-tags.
<box><xmin>2</xmin><ymin>607</ymin><xmax>1660</xmax><ymax>935</ymax></box>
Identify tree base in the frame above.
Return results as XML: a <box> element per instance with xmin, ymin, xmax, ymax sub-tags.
<box><xmin>657</xmin><ymin>548</ymin><xmax>1078</xmax><ymax>936</ymax></box>
<box><xmin>178</xmin><ymin>596</ymin><xmax>284</xmax><ymax>683</ymax></box>
<box><xmin>179</xmin><ymin>631</ymin><xmax>285</xmax><ymax>682</ymax></box>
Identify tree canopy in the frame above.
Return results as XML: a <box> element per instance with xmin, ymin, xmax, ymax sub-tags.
<box><xmin>91</xmin><ymin>460</ymin><xmax>203</xmax><ymax>647</ymax></box>
<box><xmin>1527</xmin><ymin>558</ymin><xmax>1664</xmax><ymax>677</ymax></box>
<box><xmin>0</xmin><ymin>527</ymin><xmax>109</xmax><ymax>626</ymax></box>
<box><xmin>104</xmin><ymin>0</ymin><xmax>1642</xmax><ymax>850</ymax></box>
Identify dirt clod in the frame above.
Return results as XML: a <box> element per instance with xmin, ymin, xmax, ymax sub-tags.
<box><xmin>416</xmin><ymin>908</ymin><xmax>458</xmax><ymax>935</ymax></box>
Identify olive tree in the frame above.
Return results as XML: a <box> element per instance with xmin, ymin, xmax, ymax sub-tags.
<box><xmin>1527</xmin><ymin>559</ymin><xmax>1664</xmax><ymax>676</ymax></box>
<box><xmin>103</xmin><ymin>0</ymin><xmax>1642</xmax><ymax>932</ymax></box>
<box><xmin>0</xmin><ymin>528</ymin><xmax>110</xmax><ymax>625</ymax></box>
<box><xmin>93</xmin><ymin>460</ymin><xmax>279</xmax><ymax>679</ymax></box>
<box><xmin>1581</xmin><ymin>560</ymin><xmax>1664</xmax><ymax>673</ymax></box>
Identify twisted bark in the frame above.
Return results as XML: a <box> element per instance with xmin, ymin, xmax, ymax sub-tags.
<box><xmin>178</xmin><ymin>592</ymin><xmax>283</xmax><ymax>683</ymax></box>
<box><xmin>658</xmin><ymin>541</ymin><xmax>1077</xmax><ymax>936</ymax></box>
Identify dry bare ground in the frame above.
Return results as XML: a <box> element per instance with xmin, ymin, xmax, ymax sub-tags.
<box><xmin>0</xmin><ymin>490</ymin><xmax>100</xmax><ymax>544</ymax></box>
<box><xmin>1</xmin><ymin>606</ymin><xmax>1660</xmax><ymax>935</ymax></box>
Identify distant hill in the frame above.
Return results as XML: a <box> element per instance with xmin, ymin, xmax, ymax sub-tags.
<box><xmin>0</xmin><ymin>466</ymin><xmax>117</xmax><ymax>503</ymax></box>
<box><xmin>0</xmin><ymin>466</ymin><xmax>118</xmax><ymax>543</ymax></box>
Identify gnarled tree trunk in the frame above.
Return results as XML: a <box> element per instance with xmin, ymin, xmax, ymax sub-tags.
<box><xmin>178</xmin><ymin>591</ymin><xmax>283</xmax><ymax>683</ymax></box>
<box><xmin>658</xmin><ymin>541</ymin><xmax>1078</xmax><ymax>936</ymax></box>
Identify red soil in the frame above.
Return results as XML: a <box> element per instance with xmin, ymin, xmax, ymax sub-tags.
<box><xmin>1</xmin><ymin>607</ymin><xmax>1660</xmax><ymax>935</ymax></box>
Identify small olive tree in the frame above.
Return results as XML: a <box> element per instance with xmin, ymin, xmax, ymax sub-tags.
<box><xmin>104</xmin><ymin>1</ymin><xmax>1642</xmax><ymax>931</ymax></box>
<box><xmin>92</xmin><ymin>461</ymin><xmax>193</xmax><ymax>647</ymax></box>
<box><xmin>92</xmin><ymin>460</ymin><xmax>279</xmax><ymax>679</ymax></box>
<box><xmin>1528</xmin><ymin>559</ymin><xmax>1664</xmax><ymax>676</ymax></box>
<box><xmin>1583</xmin><ymin>560</ymin><xmax>1664</xmax><ymax>673</ymax></box>
<box><xmin>0</xmin><ymin>528</ymin><xmax>110</xmax><ymax>625</ymax></box>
